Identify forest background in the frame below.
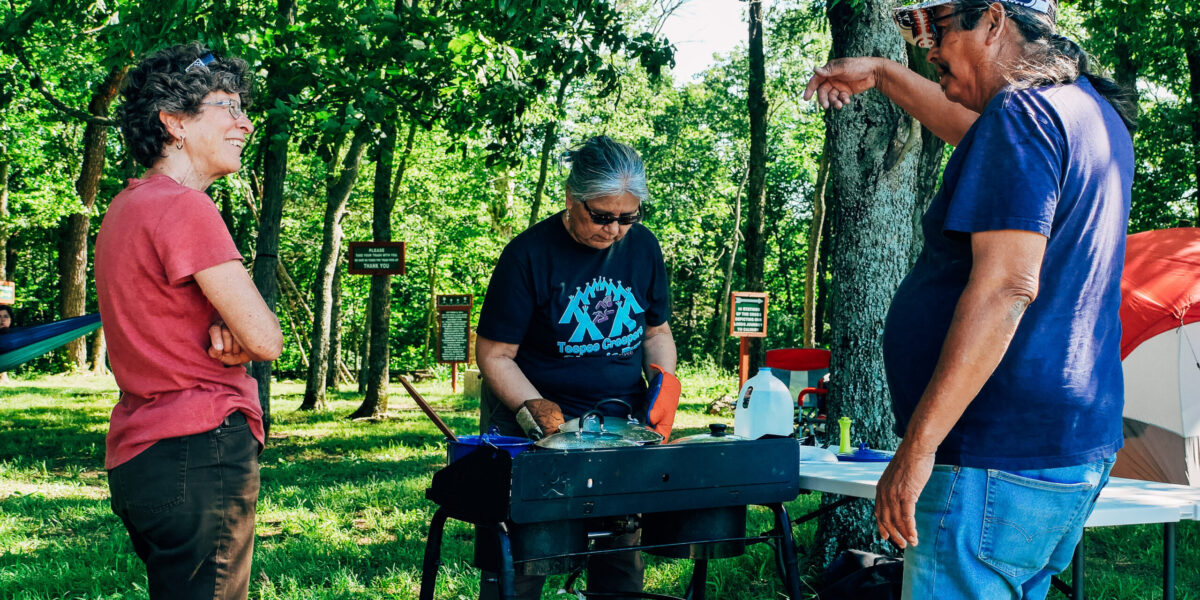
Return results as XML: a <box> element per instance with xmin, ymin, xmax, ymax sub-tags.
<box><xmin>1</xmin><ymin>0</ymin><xmax>1198</xmax><ymax>568</ymax></box>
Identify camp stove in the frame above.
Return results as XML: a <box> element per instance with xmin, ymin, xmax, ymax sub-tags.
<box><xmin>419</xmin><ymin>437</ymin><xmax>803</xmax><ymax>600</ymax></box>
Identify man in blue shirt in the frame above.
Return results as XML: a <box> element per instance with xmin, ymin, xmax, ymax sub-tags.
<box><xmin>804</xmin><ymin>1</ymin><xmax>1136</xmax><ymax>597</ymax></box>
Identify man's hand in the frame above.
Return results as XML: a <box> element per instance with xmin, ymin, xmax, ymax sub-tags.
<box><xmin>803</xmin><ymin>58</ymin><xmax>887</xmax><ymax>109</ymax></box>
<box><xmin>207</xmin><ymin>321</ymin><xmax>252</xmax><ymax>366</ymax></box>
<box><xmin>874</xmin><ymin>441</ymin><xmax>936</xmax><ymax>549</ymax></box>
<box><xmin>516</xmin><ymin>398</ymin><xmax>565</xmax><ymax>440</ymax></box>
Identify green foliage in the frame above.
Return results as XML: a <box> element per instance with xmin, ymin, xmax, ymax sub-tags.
<box><xmin>0</xmin><ymin>0</ymin><xmax>1192</xmax><ymax>381</ymax></box>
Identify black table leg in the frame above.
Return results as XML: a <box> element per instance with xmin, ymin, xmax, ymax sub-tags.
<box><xmin>1072</xmin><ymin>535</ymin><xmax>1085</xmax><ymax>600</ymax></box>
<box><xmin>1164</xmin><ymin>522</ymin><xmax>1176</xmax><ymax>600</ymax></box>
<box><xmin>419</xmin><ymin>509</ymin><xmax>449</xmax><ymax>600</ymax></box>
<box><xmin>686</xmin><ymin>559</ymin><xmax>708</xmax><ymax>600</ymax></box>
<box><xmin>771</xmin><ymin>504</ymin><xmax>804</xmax><ymax>600</ymax></box>
<box><xmin>494</xmin><ymin>525</ymin><xmax>517</xmax><ymax>600</ymax></box>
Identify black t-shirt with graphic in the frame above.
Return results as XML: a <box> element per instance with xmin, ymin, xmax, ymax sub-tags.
<box><xmin>477</xmin><ymin>211</ymin><xmax>670</xmax><ymax>419</ymax></box>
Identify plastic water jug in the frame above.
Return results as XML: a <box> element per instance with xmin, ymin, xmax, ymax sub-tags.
<box><xmin>733</xmin><ymin>367</ymin><xmax>794</xmax><ymax>439</ymax></box>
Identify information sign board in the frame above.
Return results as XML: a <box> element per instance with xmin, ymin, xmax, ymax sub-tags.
<box><xmin>348</xmin><ymin>242</ymin><xmax>406</xmax><ymax>275</ymax></box>
<box><xmin>729</xmin><ymin>291</ymin><xmax>769</xmax><ymax>338</ymax></box>
<box><xmin>437</xmin><ymin>294</ymin><xmax>472</xmax><ymax>364</ymax></box>
<box><xmin>0</xmin><ymin>281</ymin><xmax>13</xmax><ymax>305</ymax></box>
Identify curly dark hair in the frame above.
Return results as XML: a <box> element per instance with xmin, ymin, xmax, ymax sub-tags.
<box><xmin>118</xmin><ymin>42</ymin><xmax>253</xmax><ymax>167</ymax></box>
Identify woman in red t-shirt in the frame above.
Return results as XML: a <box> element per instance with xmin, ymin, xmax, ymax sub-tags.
<box><xmin>95</xmin><ymin>43</ymin><xmax>282</xmax><ymax>600</ymax></box>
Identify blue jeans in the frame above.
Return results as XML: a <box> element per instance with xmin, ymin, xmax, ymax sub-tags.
<box><xmin>902</xmin><ymin>456</ymin><xmax>1115</xmax><ymax>600</ymax></box>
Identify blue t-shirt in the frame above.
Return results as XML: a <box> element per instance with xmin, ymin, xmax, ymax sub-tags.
<box><xmin>477</xmin><ymin>212</ymin><xmax>671</xmax><ymax>419</ymax></box>
<box><xmin>883</xmin><ymin>77</ymin><xmax>1133</xmax><ymax>470</ymax></box>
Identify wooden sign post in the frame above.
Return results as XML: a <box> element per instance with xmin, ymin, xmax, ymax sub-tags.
<box><xmin>729</xmin><ymin>291</ymin><xmax>769</xmax><ymax>388</ymax></box>
<box><xmin>436</xmin><ymin>294</ymin><xmax>472</xmax><ymax>393</ymax></box>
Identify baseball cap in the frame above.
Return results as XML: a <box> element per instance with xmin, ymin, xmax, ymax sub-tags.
<box><xmin>893</xmin><ymin>0</ymin><xmax>1054</xmax><ymax>48</ymax></box>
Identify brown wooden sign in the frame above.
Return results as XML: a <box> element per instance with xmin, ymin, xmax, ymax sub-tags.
<box><xmin>437</xmin><ymin>295</ymin><xmax>472</xmax><ymax>364</ymax></box>
<box><xmin>0</xmin><ymin>281</ymin><xmax>13</xmax><ymax>305</ymax></box>
<box><xmin>729</xmin><ymin>291</ymin><xmax>768</xmax><ymax>338</ymax></box>
<box><xmin>348</xmin><ymin>242</ymin><xmax>406</xmax><ymax>275</ymax></box>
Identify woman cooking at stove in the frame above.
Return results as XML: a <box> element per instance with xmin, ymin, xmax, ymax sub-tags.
<box><xmin>475</xmin><ymin>135</ymin><xmax>679</xmax><ymax>600</ymax></box>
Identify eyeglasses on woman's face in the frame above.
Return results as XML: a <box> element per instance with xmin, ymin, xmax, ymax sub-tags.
<box><xmin>201</xmin><ymin>99</ymin><xmax>244</xmax><ymax>120</ymax></box>
<box><xmin>578</xmin><ymin>199</ymin><xmax>642</xmax><ymax>226</ymax></box>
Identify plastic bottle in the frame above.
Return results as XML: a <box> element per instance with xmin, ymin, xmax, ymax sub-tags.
<box><xmin>733</xmin><ymin>367</ymin><xmax>795</xmax><ymax>439</ymax></box>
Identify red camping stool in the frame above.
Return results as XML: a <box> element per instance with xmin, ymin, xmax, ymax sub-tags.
<box><xmin>764</xmin><ymin>348</ymin><xmax>830</xmax><ymax>444</ymax></box>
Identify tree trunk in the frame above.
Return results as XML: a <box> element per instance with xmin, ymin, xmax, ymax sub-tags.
<box><xmin>815</xmin><ymin>224</ymin><xmax>831</xmax><ymax>347</ymax></box>
<box><xmin>743</xmin><ymin>0</ymin><xmax>769</xmax><ymax>368</ymax></box>
<box><xmin>249</xmin><ymin>0</ymin><xmax>300</xmax><ymax>434</ymax></box>
<box><xmin>59</xmin><ymin>64</ymin><xmax>126</xmax><ymax>370</ymax></box>
<box><xmin>802</xmin><ymin>140</ymin><xmax>830</xmax><ymax>348</ymax></box>
<box><xmin>357</xmin><ymin>311</ymin><xmax>371</xmax><ymax>394</ymax></box>
<box><xmin>249</xmin><ymin>108</ymin><xmax>291</xmax><ymax>432</ymax></box>
<box><xmin>422</xmin><ymin>258</ymin><xmax>438</xmax><ymax>367</ymax></box>
<box><xmin>352</xmin><ymin>121</ymin><xmax>416</xmax><ymax>419</ymax></box>
<box><xmin>0</xmin><ymin>160</ymin><xmax>8</xmax><ymax>281</ymax></box>
<box><xmin>712</xmin><ymin>163</ymin><xmax>748</xmax><ymax>368</ymax></box>
<box><xmin>301</xmin><ymin>124</ymin><xmax>371</xmax><ymax>410</ymax></box>
<box><xmin>88</xmin><ymin>327</ymin><xmax>108</xmax><ymax>374</ymax></box>
<box><xmin>325</xmin><ymin>250</ymin><xmax>344</xmax><ymax>390</ymax></box>
<box><xmin>1187</xmin><ymin>48</ymin><xmax>1200</xmax><ymax>224</ymax></box>
<box><xmin>58</xmin><ymin>213</ymin><xmax>90</xmax><ymax>368</ymax></box>
<box><xmin>528</xmin><ymin>77</ymin><xmax>571</xmax><ymax>227</ymax></box>
<box><xmin>812</xmin><ymin>0</ymin><xmax>923</xmax><ymax>569</ymax></box>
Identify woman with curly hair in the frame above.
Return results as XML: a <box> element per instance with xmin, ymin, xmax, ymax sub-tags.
<box><xmin>94</xmin><ymin>43</ymin><xmax>282</xmax><ymax>599</ymax></box>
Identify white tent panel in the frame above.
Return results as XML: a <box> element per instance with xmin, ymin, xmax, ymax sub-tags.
<box><xmin>1123</xmin><ymin>326</ymin><xmax>1185</xmax><ymax>434</ymax></box>
<box><xmin>1178</xmin><ymin>322</ymin><xmax>1200</xmax><ymax>438</ymax></box>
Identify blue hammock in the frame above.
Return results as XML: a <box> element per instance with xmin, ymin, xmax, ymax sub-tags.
<box><xmin>0</xmin><ymin>313</ymin><xmax>103</xmax><ymax>371</ymax></box>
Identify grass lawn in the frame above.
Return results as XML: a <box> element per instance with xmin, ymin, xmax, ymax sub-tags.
<box><xmin>1</xmin><ymin>370</ymin><xmax>1196</xmax><ymax>599</ymax></box>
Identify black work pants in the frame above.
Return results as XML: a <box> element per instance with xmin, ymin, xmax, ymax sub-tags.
<box><xmin>108</xmin><ymin>411</ymin><xmax>260</xmax><ymax>600</ymax></box>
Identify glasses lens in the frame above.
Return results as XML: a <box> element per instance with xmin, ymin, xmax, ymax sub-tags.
<box><xmin>204</xmin><ymin>101</ymin><xmax>243</xmax><ymax>119</ymax></box>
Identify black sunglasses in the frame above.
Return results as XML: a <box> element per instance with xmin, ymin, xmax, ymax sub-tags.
<box><xmin>930</xmin><ymin>9</ymin><xmax>968</xmax><ymax>46</ymax></box>
<box><xmin>578</xmin><ymin>199</ymin><xmax>642</xmax><ymax>226</ymax></box>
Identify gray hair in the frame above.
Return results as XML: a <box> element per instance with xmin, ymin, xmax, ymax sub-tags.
<box><xmin>956</xmin><ymin>1</ymin><xmax>1137</xmax><ymax>132</ymax></box>
<box><xmin>564</xmin><ymin>136</ymin><xmax>650</xmax><ymax>203</ymax></box>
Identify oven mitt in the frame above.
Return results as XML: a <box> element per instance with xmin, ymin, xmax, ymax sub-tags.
<box><xmin>516</xmin><ymin>398</ymin><xmax>564</xmax><ymax>440</ymax></box>
<box><xmin>646</xmin><ymin>364</ymin><xmax>681</xmax><ymax>442</ymax></box>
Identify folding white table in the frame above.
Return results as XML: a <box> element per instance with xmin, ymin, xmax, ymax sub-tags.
<box><xmin>795</xmin><ymin>461</ymin><xmax>1200</xmax><ymax>600</ymax></box>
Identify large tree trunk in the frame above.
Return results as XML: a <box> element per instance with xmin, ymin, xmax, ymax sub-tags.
<box><xmin>811</xmin><ymin>0</ymin><xmax>923</xmax><ymax>569</ymax></box>
<box><xmin>301</xmin><ymin>124</ymin><xmax>371</xmax><ymax>410</ymax></box>
<box><xmin>249</xmin><ymin>0</ymin><xmax>299</xmax><ymax>435</ymax></box>
<box><xmin>249</xmin><ymin>105</ymin><xmax>291</xmax><ymax>432</ymax></box>
<box><xmin>352</xmin><ymin>122</ymin><xmax>416</xmax><ymax>419</ymax></box>
<box><xmin>59</xmin><ymin>64</ymin><xmax>126</xmax><ymax>370</ymax></box>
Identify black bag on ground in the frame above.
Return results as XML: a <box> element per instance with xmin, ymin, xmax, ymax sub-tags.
<box><xmin>815</xmin><ymin>549</ymin><xmax>903</xmax><ymax>600</ymax></box>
